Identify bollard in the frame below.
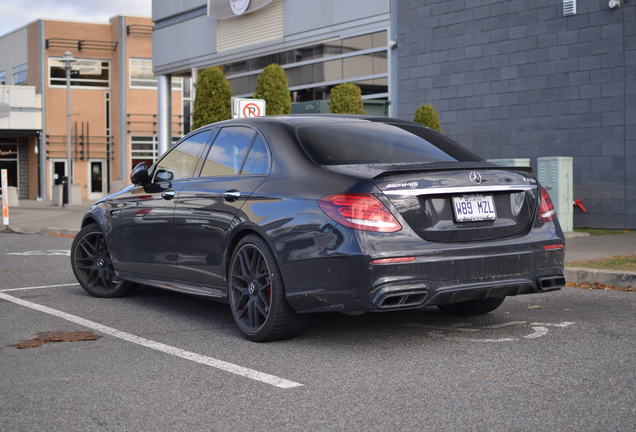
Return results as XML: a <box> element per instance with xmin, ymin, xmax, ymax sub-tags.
<box><xmin>62</xmin><ymin>176</ymin><xmax>69</xmax><ymax>206</ymax></box>
<box><xmin>1</xmin><ymin>169</ymin><xmax>9</xmax><ymax>225</ymax></box>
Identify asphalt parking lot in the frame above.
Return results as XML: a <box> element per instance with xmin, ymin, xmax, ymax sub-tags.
<box><xmin>1</xmin><ymin>232</ymin><xmax>634</xmax><ymax>431</ymax></box>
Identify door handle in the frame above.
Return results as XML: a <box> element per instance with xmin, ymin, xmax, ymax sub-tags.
<box><xmin>223</xmin><ymin>190</ymin><xmax>241</xmax><ymax>202</ymax></box>
<box><xmin>162</xmin><ymin>190</ymin><xmax>176</xmax><ymax>200</ymax></box>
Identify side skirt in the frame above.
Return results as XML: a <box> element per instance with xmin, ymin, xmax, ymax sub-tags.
<box><xmin>117</xmin><ymin>271</ymin><xmax>228</xmax><ymax>301</ymax></box>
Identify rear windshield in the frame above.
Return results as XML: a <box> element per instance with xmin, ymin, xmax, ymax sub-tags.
<box><xmin>297</xmin><ymin>122</ymin><xmax>480</xmax><ymax>165</ymax></box>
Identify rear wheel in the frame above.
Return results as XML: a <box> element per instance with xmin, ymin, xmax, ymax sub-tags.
<box><xmin>71</xmin><ymin>223</ymin><xmax>132</xmax><ymax>298</ymax></box>
<box><xmin>228</xmin><ymin>235</ymin><xmax>304</xmax><ymax>342</ymax></box>
<box><xmin>437</xmin><ymin>297</ymin><xmax>505</xmax><ymax>317</ymax></box>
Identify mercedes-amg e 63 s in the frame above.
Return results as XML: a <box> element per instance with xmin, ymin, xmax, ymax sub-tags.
<box><xmin>71</xmin><ymin>115</ymin><xmax>565</xmax><ymax>341</ymax></box>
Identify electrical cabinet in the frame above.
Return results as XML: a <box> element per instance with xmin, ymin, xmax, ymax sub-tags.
<box><xmin>537</xmin><ymin>156</ymin><xmax>573</xmax><ymax>232</ymax></box>
<box><xmin>487</xmin><ymin>158</ymin><xmax>531</xmax><ymax>167</ymax></box>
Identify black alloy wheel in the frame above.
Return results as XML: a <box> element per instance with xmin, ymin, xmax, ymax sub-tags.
<box><xmin>230</xmin><ymin>244</ymin><xmax>272</xmax><ymax>331</ymax></box>
<box><xmin>228</xmin><ymin>235</ymin><xmax>304</xmax><ymax>342</ymax></box>
<box><xmin>71</xmin><ymin>223</ymin><xmax>132</xmax><ymax>298</ymax></box>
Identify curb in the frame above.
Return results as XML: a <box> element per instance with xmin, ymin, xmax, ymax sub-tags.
<box><xmin>564</xmin><ymin>231</ymin><xmax>590</xmax><ymax>239</ymax></box>
<box><xmin>1</xmin><ymin>225</ymin><xmax>78</xmax><ymax>237</ymax></box>
<box><xmin>0</xmin><ymin>224</ymin><xmax>30</xmax><ymax>234</ymax></box>
<box><xmin>565</xmin><ymin>267</ymin><xmax>636</xmax><ymax>289</ymax></box>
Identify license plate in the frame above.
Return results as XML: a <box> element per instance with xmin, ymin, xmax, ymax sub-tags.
<box><xmin>452</xmin><ymin>194</ymin><xmax>497</xmax><ymax>222</ymax></box>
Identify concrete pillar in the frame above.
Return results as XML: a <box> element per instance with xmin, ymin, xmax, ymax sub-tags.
<box><xmin>191</xmin><ymin>67</ymin><xmax>198</xmax><ymax>103</ymax></box>
<box><xmin>38</xmin><ymin>20</ymin><xmax>46</xmax><ymax>200</ymax></box>
<box><xmin>157</xmin><ymin>74</ymin><xmax>172</xmax><ymax>156</ymax></box>
<box><xmin>389</xmin><ymin>0</ymin><xmax>399</xmax><ymax>118</ymax></box>
<box><xmin>118</xmin><ymin>16</ymin><xmax>127</xmax><ymax>180</ymax></box>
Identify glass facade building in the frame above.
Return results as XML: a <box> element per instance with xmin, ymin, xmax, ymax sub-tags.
<box><xmin>224</xmin><ymin>30</ymin><xmax>388</xmax><ymax>102</ymax></box>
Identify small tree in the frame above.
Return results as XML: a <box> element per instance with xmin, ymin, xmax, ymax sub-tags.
<box><xmin>254</xmin><ymin>64</ymin><xmax>291</xmax><ymax>115</ymax></box>
<box><xmin>413</xmin><ymin>104</ymin><xmax>441</xmax><ymax>132</ymax></box>
<box><xmin>329</xmin><ymin>83</ymin><xmax>364</xmax><ymax>114</ymax></box>
<box><xmin>192</xmin><ymin>66</ymin><xmax>231</xmax><ymax>129</ymax></box>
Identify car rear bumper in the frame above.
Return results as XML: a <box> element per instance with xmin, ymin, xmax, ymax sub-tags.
<box><xmin>282</xmin><ymin>238</ymin><xmax>565</xmax><ymax>314</ymax></box>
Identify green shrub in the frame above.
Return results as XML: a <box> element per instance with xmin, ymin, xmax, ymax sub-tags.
<box><xmin>413</xmin><ymin>104</ymin><xmax>441</xmax><ymax>132</ymax></box>
<box><xmin>254</xmin><ymin>64</ymin><xmax>291</xmax><ymax>115</ymax></box>
<box><xmin>329</xmin><ymin>83</ymin><xmax>364</xmax><ymax>114</ymax></box>
<box><xmin>192</xmin><ymin>66</ymin><xmax>231</xmax><ymax>129</ymax></box>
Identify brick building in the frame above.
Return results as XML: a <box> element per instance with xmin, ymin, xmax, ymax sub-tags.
<box><xmin>0</xmin><ymin>16</ymin><xmax>186</xmax><ymax>200</ymax></box>
<box><xmin>397</xmin><ymin>0</ymin><xmax>635</xmax><ymax>228</ymax></box>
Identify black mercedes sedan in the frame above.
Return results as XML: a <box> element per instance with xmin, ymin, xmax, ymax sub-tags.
<box><xmin>71</xmin><ymin>115</ymin><xmax>565</xmax><ymax>341</ymax></box>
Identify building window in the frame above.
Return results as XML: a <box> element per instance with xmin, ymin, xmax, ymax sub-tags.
<box><xmin>0</xmin><ymin>71</ymin><xmax>6</xmax><ymax>85</ymax></box>
<box><xmin>131</xmin><ymin>136</ymin><xmax>158</xmax><ymax>168</ymax></box>
<box><xmin>225</xmin><ymin>30</ymin><xmax>389</xmax><ymax>102</ymax></box>
<box><xmin>12</xmin><ymin>64</ymin><xmax>28</xmax><ymax>85</ymax></box>
<box><xmin>129</xmin><ymin>58</ymin><xmax>182</xmax><ymax>90</ymax></box>
<box><xmin>0</xmin><ymin>143</ymin><xmax>19</xmax><ymax>188</ymax></box>
<box><xmin>131</xmin><ymin>135</ymin><xmax>180</xmax><ymax>168</ymax></box>
<box><xmin>49</xmin><ymin>58</ymin><xmax>110</xmax><ymax>88</ymax></box>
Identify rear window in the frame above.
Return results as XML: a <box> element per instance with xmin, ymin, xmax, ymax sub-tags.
<box><xmin>297</xmin><ymin>122</ymin><xmax>480</xmax><ymax>165</ymax></box>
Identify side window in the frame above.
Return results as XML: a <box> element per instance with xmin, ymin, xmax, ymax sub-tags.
<box><xmin>200</xmin><ymin>127</ymin><xmax>255</xmax><ymax>177</ymax></box>
<box><xmin>241</xmin><ymin>135</ymin><xmax>270</xmax><ymax>175</ymax></box>
<box><xmin>153</xmin><ymin>131</ymin><xmax>211</xmax><ymax>182</ymax></box>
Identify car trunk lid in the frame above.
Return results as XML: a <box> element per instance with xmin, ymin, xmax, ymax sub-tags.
<box><xmin>370</xmin><ymin>162</ymin><xmax>538</xmax><ymax>242</ymax></box>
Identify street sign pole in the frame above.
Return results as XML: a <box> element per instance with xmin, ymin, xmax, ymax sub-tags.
<box><xmin>1</xmin><ymin>169</ymin><xmax>9</xmax><ymax>226</ymax></box>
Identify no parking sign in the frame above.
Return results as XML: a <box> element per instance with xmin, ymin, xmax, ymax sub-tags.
<box><xmin>232</xmin><ymin>97</ymin><xmax>266</xmax><ymax>119</ymax></box>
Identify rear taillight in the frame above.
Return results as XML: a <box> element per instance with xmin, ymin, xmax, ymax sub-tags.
<box><xmin>538</xmin><ymin>187</ymin><xmax>557</xmax><ymax>222</ymax></box>
<box><xmin>318</xmin><ymin>193</ymin><xmax>402</xmax><ymax>232</ymax></box>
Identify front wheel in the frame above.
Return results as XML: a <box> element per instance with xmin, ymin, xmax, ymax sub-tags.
<box><xmin>437</xmin><ymin>297</ymin><xmax>505</xmax><ymax>317</ymax></box>
<box><xmin>228</xmin><ymin>235</ymin><xmax>304</xmax><ymax>342</ymax></box>
<box><xmin>71</xmin><ymin>223</ymin><xmax>132</xmax><ymax>298</ymax></box>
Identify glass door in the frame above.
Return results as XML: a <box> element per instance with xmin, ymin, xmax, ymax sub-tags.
<box><xmin>88</xmin><ymin>160</ymin><xmax>105</xmax><ymax>199</ymax></box>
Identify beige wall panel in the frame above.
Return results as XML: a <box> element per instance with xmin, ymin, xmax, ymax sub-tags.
<box><xmin>217</xmin><ymin>0</ymin><xmax>283</xmax><ymax>52</ymax></box>
<box><xmin>26</xmin><ymin>22</ymin><xmax>40</xmax><ymax>89</ymax></box>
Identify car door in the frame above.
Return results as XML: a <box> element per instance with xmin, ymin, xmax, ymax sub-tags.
<box><xmin>173</xmin><ymin>127</ymin><xmax>271</xmax><ymax>288</ymax></box>
<box><xmin>113</xmin><ymin>130</ymin><xmax>213</xmax><ymax>280</ymax></box>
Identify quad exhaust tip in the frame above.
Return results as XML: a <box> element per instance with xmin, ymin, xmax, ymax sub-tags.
<box><xmin>538</xmin><ymin>275</ymin><xmax>565</xmax><ymax>292</ymax></box>
<box><xmin>377</xmin><ymin>290</ymin><xmax>428</xmax><ymax>309</ymax></box>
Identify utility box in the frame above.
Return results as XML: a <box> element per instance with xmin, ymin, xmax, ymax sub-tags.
<box><xmin>292</xmin><ymin>100</ymin><xmax>330</xmax><ymax>114</ymax></box>
<box><xmin>537</xmin><ymin>156</ymin><xmax>573</xmax><ymax>232</ymax></box>
<box><xmin>487</xmin><ymin>158</ymin><xmax>531</xmax><ymax>167</ymax></box>
<box><xmin>292</xmin><ymin>99</ymin><xmax>390</xmax><ymax>116</ymax></box>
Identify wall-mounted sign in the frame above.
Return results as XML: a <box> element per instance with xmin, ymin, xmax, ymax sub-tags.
<box><xmin>232</xmin><ymin>97</ymin><xmax>266</xmax><ymax>118</ymax></box>
<box><xmin>230</xmin><ymin>0</ymin><xmax>251</xmax><ymax>15</ymax></box>
<box><xmin>208</xmin><ymin>0</ymin><xmax>273</xmax><ymax>19</ymax></box>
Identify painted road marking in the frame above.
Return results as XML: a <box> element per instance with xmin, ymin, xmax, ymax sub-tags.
<box><xmin>7</xmin><ymin>250</ymin><xmax>71</xmax><ymax>256</ymax></box>
<box><xmin>0</xmin><ymin>292</ymin><xmax>303</xmax><ymax>389</ymax></box>
<box><xmin>524</xmin><ymin>326</ymin><xmax>549</xmax><ymax>339</ymax></box>
<box><xmin>404</xmin><ymin>320</ymin><xmax>575</xmax><ymax>343</ymax></box>
<box><xmin>0</xmin><ymin>283</ymin><xmax>80</xmax><ymax>292</ymax></box>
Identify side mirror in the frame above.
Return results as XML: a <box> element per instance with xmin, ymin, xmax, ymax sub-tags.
<box><xmin>154</xmin><ymin>169</ymin><xmax>174</xmax><ymax>182</ymax></box>
<box><xmin>130</xmin><ymin>162</ymin><xmax>150</xmax><ymax>186</ymax></box>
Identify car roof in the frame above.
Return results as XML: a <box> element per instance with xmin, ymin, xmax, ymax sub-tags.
<box><xmin>206</xmin><ymin>114</ymin><xmax>411</xmax><ymax>128</ymax></box>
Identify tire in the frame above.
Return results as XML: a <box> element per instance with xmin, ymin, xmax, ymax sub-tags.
<box><xmin>228</xmin><ymin>234</ymin><xmax>304</xmax><ymax>342</ymax></box>
<box><xmin>71</xmin><ymin>223</ymin><xmax>133</xmax><ymax>298</ymax></box>
<box><xmin>437</xmin><ymin>296</ymin><xmax>505</xmax><ymax>317</ymax></box>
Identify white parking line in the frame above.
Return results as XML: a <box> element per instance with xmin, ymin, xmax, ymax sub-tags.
<box><xmin>0</xmin><ymin>292</ymin><xmax>303</xmax><ymax>389</ymax></box>
<box><xmin>0</xmin><ymin>283</ymin><xmax>80</xmax><ymax>292</ymax></box>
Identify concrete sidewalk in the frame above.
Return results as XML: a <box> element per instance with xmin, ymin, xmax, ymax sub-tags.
<box><xmin>2</xmin><ymin>200</ymin><xmax>634</xmax><ymax>286</ymax></box>
<box><xmin>1</xmin><ymin>199</ymin><xmax>91</xmax><ymax>234</ymax></box>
